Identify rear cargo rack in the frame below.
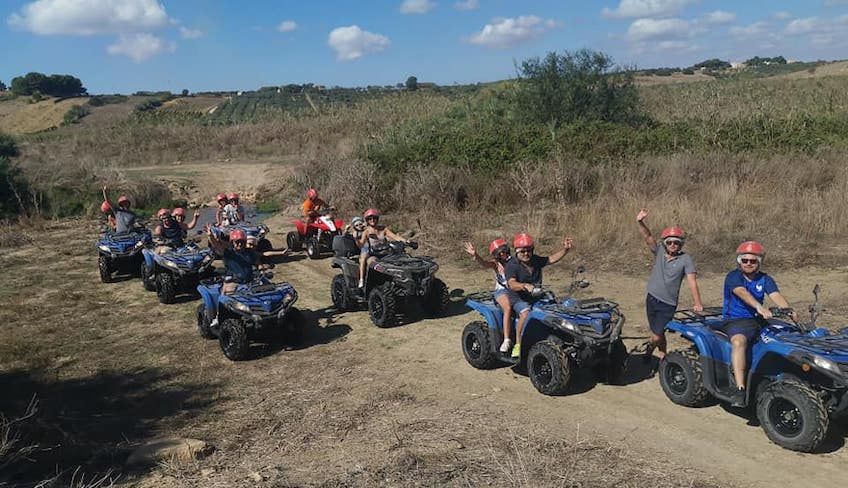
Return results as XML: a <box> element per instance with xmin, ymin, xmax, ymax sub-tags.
<box><xmin>674</xmin><ymin>307</ymin><xmax>723</xmax><ymax>323</ymax></box>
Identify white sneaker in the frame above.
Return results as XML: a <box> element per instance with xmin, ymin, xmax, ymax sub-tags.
<box><xmin>499</xmin><ymin>338</ymin><xmax>513</xmax><ymax>353</ymax></box>
<box><xmin>358</xmin><ymin>279</ymin><xmax>365</xmax><ymax>288</ymax></box>
<box><xmin>210</xmin><ymin>317</ymin><xmax>219</xmax><ymax>328</ymax></box>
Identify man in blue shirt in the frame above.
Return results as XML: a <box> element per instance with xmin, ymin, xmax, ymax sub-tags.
<box><xmin>721</xmin><ymin>240</ymin><xmax>792</xmax><ymax>406</ymax></box>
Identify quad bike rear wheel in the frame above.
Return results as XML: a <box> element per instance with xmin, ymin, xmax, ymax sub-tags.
<box><xmin>286</xmin><ymin>231</ymin><xmax>302</xmax><ymax>251</ymax></box>
<box><xmin>98</xmin><ymin>255</ymin><xmax>112</xmax><ymax>283</ymax></box>
<box><xmin>219</xmin><ymin>318</ymin><xmax>249</xmax><ymax>361</ymax></box>
<box><xmin>156</xmin><ymin>271</ymin><xmax>177</xmax><ymax>304</ymax></box>
<box><xmin>659</xmin><ymin>347</ymin><xmax>711</xmax><ymax>407</ymax></box>
<box><xmin>331</xmin><ymin>274</ymin><xmax>353</xmax><ymax>311</ymax></box>
<box><xmin>595</xmin><ymin>339</ymin><xmax>628</xmax><ymax>385</ymax></box>
<box><xmin>368</xmin><ymin>283</ymin><xmax>397</xmax><ymax>328</ymax></box>
<box><xmin>756</xmin><ymin>379</ymin><xmax>829</xmax><ymax>453</ymax></box>
<box><xmin>422</xmin><ymin>278</ymin><xmax>449</xmax><ymax>317</ymax></box>
<box><xmin>196</xmin><ymin>303</ymin><xmax>215</xmax><ymax>339</ymax></box>
<box><xmin>527</xmin><ymin>340</ymin><xmax>572</xmax><ymax>396</ymax></box>
<box><xmin>461</xmin><ymin>321</ymin><xmax>500</xmax><ymax>369</ymax></box>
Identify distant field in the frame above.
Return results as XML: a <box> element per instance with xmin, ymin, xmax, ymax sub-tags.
<box><xmin>0</xmin><ymin>96</ymin><xmax>87</xmax><ymax>134</ymax></box>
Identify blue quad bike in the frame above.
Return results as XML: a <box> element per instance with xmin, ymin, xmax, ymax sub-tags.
<box><xmin>196</xmin><ymin>269</ymin><xmax>301</xmax><ymax>361</ymax></box>
<box><xmin>96</xmin><ymin>228</ymin><xmax>153</xmax><ymax>283</ymax></box>
<box><xmin>209</xmin><ymin>222</ymin><xmax>273</xmax><ymax>254</ymax></box>
<box><xmin>461</xmin><ymin>267</ymin><xmax>628</xmax><ymax>396</ymax></box>
<box><xmin>140</xmin><ymin>243</ymin><xmax>215</xmax><ymax>304</ymax></box>
<box><xmin>659</xmin><ymin>285</ymin><xmax>848</xmax><ymax>452</ymax></box>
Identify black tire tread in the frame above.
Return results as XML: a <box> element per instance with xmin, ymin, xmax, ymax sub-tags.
<box><xmin>219</xmin><ymin>318</ymin><xmax>249</xmax><ymax>361</ymax></box>
<box><xmin>756</xmin><ymin>379</ymin><xmax>829</xmax><ymax>453</ymax></box>
<box><xmin>423</xmin><ymin>278</ymin><xmax>449</xmax><ymax>317</ymax></box>
<box><xmin>461</xmin><ymin>321</ymin><xmax>500</xmax><ymax>369</ymax></box>
<box><xmin>331</xmin><ymin>274</ymin><xmax>351</xmax><ymax>311</ymax></box>
<box><xmin>156</xmin><ymin>272</ymin><xmax>177</xmax><ymax>304</ymax></box>
<box><xmin>660</xmin><ymin>347</ymin><xmax>710</xmax><ymax>407</ymax></box>
<box><xmin>196</xmin><ymin>303</ymin><xmax>215</xmax><ymax>339</ymax></box>
<box><xmin>527</xmin><ymin>340</ymin><xmax>572</xmax><ymax>396</ymax></box>
<box><xmin>368</xmin><ymin>283</ymin><xmax>397</xmax><ymax>328</ymax></box>
<box><xmin>98</xmin><ymin>255</ymin><xmax>112</xmax><ymax>283</ymax></box>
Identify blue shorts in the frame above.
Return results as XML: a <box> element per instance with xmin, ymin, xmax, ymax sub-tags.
<box><xmin>493</xmin><ymin>289</ymin><xmax>509</xmax><ymax>301</ymax></box>
<box><xmin>717</xmin><ymin>318</ymin><xmax>764</xmax><ymax>342</ymax></box>
<box><xmin>646</xmin><ymin>294</ymin><xmax>676</xmax><ymax>336</ymax></box>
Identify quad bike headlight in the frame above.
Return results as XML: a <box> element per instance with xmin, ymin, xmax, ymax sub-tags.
<box><xmin>134</xmin><ymin>241</ymin><xmax>144</xmax><ymax>249</ymax></box>
<box><xmin>230</xmin><ymin>301</ymin><xmax>251</xmax><ymax>313</ymax></box>
<box><xmin>559</xmin><ymin>319</ymin><xmax>578</xmax><ymax>332</ymax></box>
<box><xmin>812</xmin><ymin>355</ymin><xmax>842</xmax><ymax>376</ymax></box>
<box><xmin>99</xmin><ymin>245</ymin><xmax>111</xmax><ymax>253</ymax></box>
<box><xmin>163</xmin><ymin>259</ymin><xmax>179</xmax><ymax>270</ymax></box>
<box><xmin>282</xmin><ymin>293</ymin><xmax>294</xmax><ymax>304</ymax></box>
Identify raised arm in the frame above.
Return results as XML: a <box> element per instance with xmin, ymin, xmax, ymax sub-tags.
<box><xmin>384</xmin><ymin>227</ymin><xmax>408</xmax><ymax>243</ymax></box>
<box><xmin>547</xmin><ymin>237</ymin><xmax>573</xmax><ymax>265</ymax></box>
<box><xmin>464</xmin><ymin>242</ymin><xmax>496</xmax><ymax>270</ymax></box>
<box><xmin>102</xmin><ymin>185</ymin><xmax>111</xmax><ymax>204</ymax></box>
<box><xmin>206</xmin><ymin>225</ymin><xmax>227</xmax><ymax>255</ymax></box>
<box><xmin>186</xmin><ymin>209</ymin><xmax>200</xmax><ymax>230</ymax></box>
<box><xmin>636</xmin><ymin>208</ymin><xmax>657</xmax><ymax>250</ymax></box>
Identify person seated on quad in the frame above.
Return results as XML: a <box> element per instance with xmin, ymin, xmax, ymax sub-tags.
<box><xmin>464</xmin><ymin>239</ymin><xmax>515</xmax><ymax>353</ymax></box>
<box><xmin>333</xmin><ymin>216</ymin><xmax>366</xmax><ymax>258</ymax></box>
<box><xmin>214</xmin><ymin>193</ymin><xmax>229</xmax><ymax>226</ymax></box>
<box><xmin>302</xmin><ymin>188</ymin><xmax>328</xmax><ymax>223</ymax></box>
<box><xmin>153</xmin><ymin>208</ymin><xmax>185</xmax><ymax>254</ymax></box>
<box><xmin>222</xmin><ymin>192</ymin><xmax>245</xmax><ymax>226</ymax></box>
<box><xmin>206</xmin><ymin>227</ymin><xmax>291</xmax><ymax>328</ymax></box>
<box><xmin>505</xmin><ymin>233</ymin><xmax>574</xmax><ymax>358</ymax></box>
<box><xmin>636</xmin><ymin>208</ymin><xmax>703</xmax><ymax>364</ymax></box>
<box><xmin>721</xmin><ymin>240</ymin><xmax>792</xmax><ymax>407</ymax></box>
<box><xmin>345</xmin><ymin>216</ymin><xmax>366</xmax><ymax>242</ymax></box>
<box><xmin>357</xmin><ymin>208</ymin><xmax>410</xmax><ymax>288</ymax></box>
<box><xmin>172</xmin><ymin>207</ymin><xmax>200</xmax><ymax>237</ymax></box>
<box><xmin>102</xmin><ymin>185</ymin><xmax>139</xmax><ymax>233</ymax></box>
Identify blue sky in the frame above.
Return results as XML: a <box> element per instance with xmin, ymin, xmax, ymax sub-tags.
<box><xmin>2</xmin><ymin>0</ymin><xmax>848</xmax><ymax>93</ymax></box>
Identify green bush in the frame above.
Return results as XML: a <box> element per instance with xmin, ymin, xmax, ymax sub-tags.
<box><xmin>61</xmin><ymin>105</ymin><xmax>90</xmax><ymax>125</ymax></box>
<box><xmin>514</xmin><ymin>49</ymin><xmax>643</xmax><ymax>128</ymax></box>
<box><xmin>88</xmin><ymin>94</ymin><xmax>128</xmax><ymax>106</ymax></box>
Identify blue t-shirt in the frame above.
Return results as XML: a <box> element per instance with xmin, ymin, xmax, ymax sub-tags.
<box><xmin>224</xmin><ymin>248</ymin><xmax>257</xmax><ymax>283</ymax></box>
<box><xmin>722</xmin><ymin>269</ymin><xmax>779</xmax><ymax>319</ymax></box>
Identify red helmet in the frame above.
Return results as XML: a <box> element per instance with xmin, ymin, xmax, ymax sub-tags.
<box><xmin>156</xmin><ymin>208</ymin><xmax>171</xmax><ymax>219</ymax></box>
<box><xmin>216</xmin><ymin>193</ymin><xmax>228</xmax><ymax>204</ymax></box>
<box><xmin>513</xmin><ymin>233</ymin><xmax>534</xmax><ymax>249</ymax></box>
<box><xmin>117</xmin><ymin>195</ymin><xmax>130</xmax><ymax>207</ymax></box>
<box><xmin>172</xmin><ymin>207</ymin><xmax>186</xmax><ymax>217</ymax></box>
<box><xmin>364</xmin><ymin>208</ymin><xmax>381</xmax><ymax>219</ymax></box>
<box><xmin>307</xmin><ymin>188</ymin><xmax>318</xmax><ymax>200</ymax></box>
<box><xmin>227</xmin><ymin>192</ymin><xmax>239</xmax><ymax>202</ymax></box>
<box><xmin>100</xmin><ymin>201</ymin><xmax>112</xmax><ymax>213</ymax></box>
<box><xmin>229</xmin><ymin>229</ymin><xmax>246</xmax><ymax>243</ymax></box>
<box><xmin>736</xmin><ymin>241</ymin><xmax>765</xmax><ymax>257</ymax></box>
<box><xmin>661</xmin><ymin>226</ymin><xmax>685</xmax><ymax>240</ymax></box>
<box><xmin>488</xmin><ymin>238</ymin><xmax>509</xmax><ymax>255</ymax></box>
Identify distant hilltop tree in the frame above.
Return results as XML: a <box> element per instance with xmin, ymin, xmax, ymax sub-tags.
<box><xmin>693</xmin><ymin>58</ymin><xmax>731</xmax><ymax>70</ymax></box>
<box><xmin>405</xmin><ymin>76</ymin><xmax>418</xmax><ymax>91</ymax></box>
<box><xmin>0</xmin><ymin>80</ymin><xmax>6</xmax><ymax>91</ymax></box>
<box><xmin>744</xmin><ymin>56</ymin><xmax>787</xmax><ymax>67</ymax></box>
<box><xmin>10</xmin><ymin>72</ymin><xmax>86</xmax><ymax>97</ymax></box>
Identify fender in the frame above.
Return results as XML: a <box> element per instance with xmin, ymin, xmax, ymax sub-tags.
<box><xmin>465</xmin><ymin>298</ymin><xmax>501</xmax><ymax>332</ymax></box>
<box><xmin>197</xmin><ymin>283</ymin><xmax>222</xmax><ymax>314</ymax></box>
<box><xmin>292</xmin><ymin>220</ymin><xmax>307</xmax><ymax>235</ymax></box>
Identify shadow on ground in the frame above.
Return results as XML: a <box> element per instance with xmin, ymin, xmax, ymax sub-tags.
<box><xmin>0</xmin><ymin>367</ymin><xmax>224</xmax><ymax>486</ymax></box>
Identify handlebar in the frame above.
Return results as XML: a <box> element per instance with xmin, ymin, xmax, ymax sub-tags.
<box><xmin>769</xmin><ymin>307</ymin><xmax>795</xmax><ymax>318</ymax></box>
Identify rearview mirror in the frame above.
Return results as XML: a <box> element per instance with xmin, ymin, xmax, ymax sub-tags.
<box><xmin>576</xmin><ymin>265</ymin><xmax>586</xmax><ymax>274</ymax></box>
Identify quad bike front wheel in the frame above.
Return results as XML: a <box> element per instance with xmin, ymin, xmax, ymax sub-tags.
<box><xmin>368</xmin><ymin>283</ymin><xmax>397</xmax><ymax>328</ymax></box>
<box><xmin>659</xmin><ymin>347</ymin><xmax>711</xmax><ymax>407</ymax></box>
<box><xmin>196</xmin><ymin>303</ymin><xmax>215</xmax><ymax>339</ymax></box>
<box><xmin>527</xmin><ymin>340</ymin><xmax>572</xmax><ymax>396</ymax></box>
<box><xmin>219</xmin><ymin>318</ymin><xmax>249</xmax><ymax>361</ymax></box>
<box><xmin>306</xmin><ymin>238</ymin><xmax>320</xmax><ymax>259</ymax></box>
<box><xmin>422</xmin><ymin>278</ymin><xmax>449</xmax><ymax>317</ymax></box>
<box><xmin>756</xmin><ymin>379</ymin><xmax>829</xmax><ymax>453</ymax></box>
<box><xmin>286</xmin><ymin>231</ymin><xmax>302</xmax><ymax>252</ymax></box>
<box><xmin>156</xmin><ymin>271</ymin><xmax>177</xmax><ymax>304</ymax></box>
<box><xmin>461</xmin><ymin>321</ymin><xmax>500</xmax><ymax>369</ymax></box>
<box><xmin>595</xmin><ymin>339</ymin><xmax>628</xmax><ymax>385</ymax></box>
<box><xmin>98</xmin><ymin>255</ymin><xmax>112</xmax><ymax>283</ymax></box>
<box><xmin>140</xmin><ymin>262</ymin><xmax>156</xmax><ymax>291</ymax></box>
<box><xmin>331</xmin><ymin>274</ymin><xmax>352</xmax><ymax>311</ymax></box>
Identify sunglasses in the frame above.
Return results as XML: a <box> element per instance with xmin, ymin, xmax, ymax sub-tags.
<box><xmin>233</xmin><ymin>240</ymin><xmax>246</xmax><ymax>246</ymax></box>
<box><xmin>516</xmin><ymin>248</ymin><xmax>533</xmax><ymax>255</ymax></box>
<box><xmin>740</xmin><ymin>258</ymin><xmax>759</xmax><ymax>265</ymax></box>
<box><xmin>664</xmin><ymin>239</ymin><xmax>683</xmax><ymax>246</ymax></box>
<box><xmin>366</xmin><ymin>216</ymin><xmax>379</xmax><ymax>221</ymax></box>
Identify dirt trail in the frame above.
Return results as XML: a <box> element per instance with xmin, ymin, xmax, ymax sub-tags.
<box><xmin>272</xmin><ymin>247</ymin><xmax>848</xmax><ymax>488</ymax></box>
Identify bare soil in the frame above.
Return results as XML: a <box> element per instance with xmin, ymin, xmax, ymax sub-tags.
<box><xmin>1</xmin><ymin>163</ymin><xmax>846</xmax><ymax>487</ymax></box>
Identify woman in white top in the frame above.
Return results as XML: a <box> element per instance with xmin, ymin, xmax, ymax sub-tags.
<box><xmin>464</xmin><ymin>239</ymin><xmax>515</xmax><ymax>353</ymax></box>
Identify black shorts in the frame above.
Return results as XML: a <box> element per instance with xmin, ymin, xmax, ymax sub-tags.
<box><xmin>717</xmin><ymin>318</ymin><xmax>764</xmax><ymax>342</ymax></box>
<box><xmin>646</xmin><ymin>294</ymin><xmax>676</xmax><ymax>335</ymax></box>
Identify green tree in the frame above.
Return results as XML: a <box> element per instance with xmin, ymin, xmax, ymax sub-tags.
<box><xmin>405</xmin><ymin>76</ymin><xmax>418</xmax><ymax>91</ymax></box>
<box><xmin>181</xmin><ymin>89</ymin><xmax>189</xmax><ymax>96</ymax></box>
<box><xmin>0</xmin><ymin>132</ymin><xmax>25</xmax><ymax>216</ymax></box>
<box><xmin>693</xmin><ymin>58</ymin><xmax>731</xmax><ymax>70</ymax></box>
<box><xmin>0</xmin><ymin>80</ymin><xmax>6</xmax><ymax>91</ymax></box>
<box><xmin>515</xmin><ymin>49</ymin><xmax>641</xmax><ymax>127</ymax></box>
<box><xmin>9</xmin><ymin>72</ymin><xmax>85</xmax><ymax>97</ymax></box>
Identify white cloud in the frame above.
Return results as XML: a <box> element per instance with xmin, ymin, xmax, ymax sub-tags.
<box><xmin>8</xmin><ymin>0</ymin><xmax>170</xmax><ymax>35</ymax></box>
<box><xmin>785</xmin><ymin>17</ymin><xmax>820</xmax><ymax>35</ymax></box>
<box><xmin>277</xmin><ymin>20</ymin><xmax>297</xmax><ymax>32</ymax></box>
<box><xmin>729</xmin><ymin>21</ymin><xmax>770</xmax><ymax>39</ymax></box>
<box><xmin>179</xmin><ymin>26</ymin><xmax>202</xmax><ymax>39</ymax></box>
<box><xmin>328</xmin><ymin>25</ymin><xmax>390</xmax><ymax>61</ymax></box>
<box><xmin>601</xmin><ymin>0</ymin><xmax>697</xmax><ymax>20</ymax></box>
<box><xmin>400</xmin><ymin>0</ymin><xmax>436</xmax><ymax>14</ymax></box>
<box><xmin>468</xmin><ymin>15</ymin><xmax>557</xmax><ymax>48</ymax></box>
<box><xmin>773</xmin><ymin>11</ymin><xmax>792</xmax><ymax>20</ymax></box>
<box><xmin>454</xmin><ymin>0</ymin><xmax>479</xmax><ymax>10</ymax></box>
<box><xmin>702</xmin><ymin>10</ymin><xmax>735</xmax><ymax>24</ymax></box>
<box><xmin>626</xmin><ymin>17</ymin><xmax>691</xmax><ymax>41</ymax></box>
<box><xmin>107</xmin><ymin>32</ymin><xmax>174</xmax><ymax>62</ymax></box>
